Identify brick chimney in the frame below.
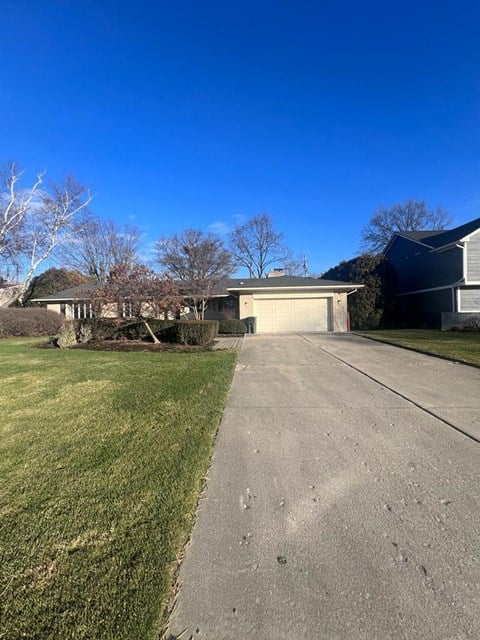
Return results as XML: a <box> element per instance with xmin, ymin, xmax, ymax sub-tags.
<box><xmin>267</xmin><ymin>268</ymin><xmax>285</xmax><ymax>278</ymax></box>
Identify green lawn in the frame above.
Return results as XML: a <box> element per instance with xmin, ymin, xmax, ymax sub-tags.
<box><xmin>0</xmin><ymin>339</ymin><xmax>236</xmax><ymax>640</ymax></box>
<box><xmin>357</xmin><ymin>329</ymin><xmax>480</xmax><ymax>367</ymax></box>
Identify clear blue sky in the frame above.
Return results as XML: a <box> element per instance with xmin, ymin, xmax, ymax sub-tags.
<box><xmin>1</xmin><ymin>0</ymin><xmax>479</xmax><ymax>274</ymax></box>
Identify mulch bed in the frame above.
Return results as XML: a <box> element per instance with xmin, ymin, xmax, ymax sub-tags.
<box><xmin>71</xmin><ymin>340</ymin><xmax>211</xmax><ymax>353</ymax></box>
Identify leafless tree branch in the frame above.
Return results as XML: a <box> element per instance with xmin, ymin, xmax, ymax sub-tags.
<box><xmin>0</xmin><ymin>164</ymin><xmax>93</xmax><ymax>306</ymax></box>
<box><xmin>361</xmin><ymin>199</ymin><xmax>452</xmax><ymax>253</ymax></box>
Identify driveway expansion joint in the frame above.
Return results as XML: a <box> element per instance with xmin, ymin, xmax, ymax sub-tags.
<box><xmin>300</xmin><ymin>334</ymin><xmax>480</xmax><ymax>445</ymax></box>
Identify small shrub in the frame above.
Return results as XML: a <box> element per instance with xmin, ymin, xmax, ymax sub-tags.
<box><xmin>55</xmin><ymin>322</ymin><xmax>78</xmax><ymax>348</ymax></box>
<box><xmin>175</xmin><ymin>320</ymin><xmax>219</xmax><ymax>346</ymax></box>
<box><xmin>0</xmin><ymin>307</ymin><xmax>64</xmax><ymax>337</ymax></box>
<box><xmin>218</xmin><ymin>319</ymin><xmax>247</xmax><ymax>335</ymax></box>
<box><xmin>78</xmin><ymin>322</ymin><xmax>93</xmax><ymax>343</ymax></box>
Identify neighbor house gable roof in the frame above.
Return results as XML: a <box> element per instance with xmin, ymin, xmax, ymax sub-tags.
<box><xmin>385</xmin><ymin>217</ymin><xmax>480</xmax><ymax>254</ymax></box>
<box><xmin>396</xmin><ymin>230</ymin><xmax>445</xmax><ymax>242</ymax></box>
<box><xmin>384</xmin><ymin>230</ymin><xmax>445</xmax><ymax>254</ymax></box>
<box><xmin>423</xmin><ymin>217</ymin><xmax>480</xmax><ymax>249</ymax></box>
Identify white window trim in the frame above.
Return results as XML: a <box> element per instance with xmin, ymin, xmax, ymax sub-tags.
<box><xmin>457</xmin><ymin>288</ymin><xmax>480</xmax><ymax>313</ymax></box>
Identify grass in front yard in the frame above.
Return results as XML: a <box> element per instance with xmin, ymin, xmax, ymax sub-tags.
<box><xmin>0</xmin><ymin>339</ymin><xmax>236</xmax><ymax>640</ymax></box>
<box><xmin>358</xmin><ymin>329</ymin><xmax>480</xmax><ymax>367</ymax></box>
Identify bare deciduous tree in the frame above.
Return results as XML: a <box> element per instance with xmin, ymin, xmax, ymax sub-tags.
<box><xmin>361</xmin><ymin>199</ymin><xmax>452</xmax><ymax>253</ymax></box>
<box><xmin>229</xmin><ymin>213</ymin><xmax>298</xmax><ymax>278</ymax></box>
<box><xmin>89</xmin><ymin>264</ymin><xmax>182</xmax><ymax>343</ymax></box>
<box><xmin>155</xmin><ymin>228</ymin><xmax>234</xmax><ymax>319</ymax></box>
<box><xmin>0</xmin><ymin>163</ymin><xmax>93</xmax><ymax>306</ymax></box>
<box><xmin>59</xmin><ymin>217</ymin><xmax>141</xmax><ymax>282</ymax></box>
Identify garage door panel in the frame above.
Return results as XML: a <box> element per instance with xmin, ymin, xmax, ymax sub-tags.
<box><xmin>255</xmin><ymin>297</ymin><xmax>330</xmax><ymax>332</ymax></box>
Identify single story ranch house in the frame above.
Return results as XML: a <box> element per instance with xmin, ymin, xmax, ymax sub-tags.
<box><xmin>33</xmin><ymin>272</ymin><xmax>363</xmax><ymax>333</ymax></box>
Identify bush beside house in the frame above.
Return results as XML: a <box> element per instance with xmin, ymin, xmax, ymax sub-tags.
<box><xmin>51</xmin><ymin>318</ymin><xmax>221</xmax><ymax>348</ymax></box>
<box><xmin>323</xmin><ymin>254</ymin><xmax>396</xmax><ymax>330</ymax></box>
<box><xmin>175</xmin><ymin>320</ymin><xmax>219</xmax><ymax>346</ymax></box>
<box><xmin>0</xmin><ymin>308</ymin><xmax>64</xmax><ymax>337</ymax></box>
<box><xmin>218</xmin><ymin>319</ymin><xmax>247</xmax><ymax>335</ymax></box>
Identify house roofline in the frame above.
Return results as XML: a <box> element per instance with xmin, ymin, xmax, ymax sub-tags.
<box><xmin>31</xmin><ymin>296</ymin><xmax>86</xmax><ymax>302</ymax></box>
<box><xmin>460</xmin><ymin>228</ymin><xmax>480</xmax><ymax>242</ymax></box>
<box><xmin>227</xmin><ymin>284</ymin><xmax>363</xmax><ymax>292</ymax></box>
<box><xmin>396</xmin><ymin>280</ymin><xmax>464</xmax><ymax>296</ymax></box>
<box><xmin>430</xmin><ymin>242</ymin><xmax>464</xmax><ymax>254</ymax></box>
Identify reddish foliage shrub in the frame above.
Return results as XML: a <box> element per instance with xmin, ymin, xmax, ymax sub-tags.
<box><xmin>0</xmin><ymin>308</ymin><xmax>64</xmax><ymax>337</ymax></box>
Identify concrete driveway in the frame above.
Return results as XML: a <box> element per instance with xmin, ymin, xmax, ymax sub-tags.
<box><xmin>167</xmin><ymin>333</ymin><xmax>480</xmax><ymax>640</ymax></box>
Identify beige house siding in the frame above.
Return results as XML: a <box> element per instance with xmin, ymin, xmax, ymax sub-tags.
<box><xmin>333</xmin><ymin>292</ymin><xmax>348</xmax><ymax>332</ymax></box>
<box><xmin>239</xmin><ymin>293</ymin><xmax>254</xmax><ymax>318</ymax></box>
<box><xmin>46</xmin><ymin>303</ymin><xmax>62</xmax><ymax>315</ymax></box>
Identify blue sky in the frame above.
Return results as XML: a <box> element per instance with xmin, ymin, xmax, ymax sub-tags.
<box><xmin>1</xmin><ymin>0</ymin><xmax>479</xmax><ymax>274</ymax></box>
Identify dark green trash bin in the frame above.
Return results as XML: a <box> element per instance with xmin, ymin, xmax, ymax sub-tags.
<box><xmin>243</xmin><ymin>316</ymin><xmax>257</xmax><ymax>334</ymax></box>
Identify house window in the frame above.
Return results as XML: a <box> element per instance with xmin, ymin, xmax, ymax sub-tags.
<box><xmin>119</xmin><ymin>302</ymin><xmax>135</xmax><ymax>318</ymax></box>
<box><xmin>72</xmin><ymin>302</ymin><xmax>94</xmax><ymax>319</ymax></box>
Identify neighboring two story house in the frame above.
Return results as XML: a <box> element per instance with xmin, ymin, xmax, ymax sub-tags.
<box><xmin>384</xmin><ymin>217</ymin><xmax>480</xmax><ymax>328</ymax></box>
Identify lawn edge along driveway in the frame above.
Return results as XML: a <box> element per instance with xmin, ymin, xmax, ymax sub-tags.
<box><xmin>356</xmin><ymin>329</ymin><xmax>480</xmax><ymax>369</ymax></box>
<box><xmin>0</xmin><ymin>339</ymin><xmax>237</xmax><ymax>640</ymax></box>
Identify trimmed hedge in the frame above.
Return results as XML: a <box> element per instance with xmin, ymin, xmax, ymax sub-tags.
<box><xmin>0</xmin><ymin>307</ymin><xmax>64</xmax><ymax>337</ymax></box>
<box><xmin>51</xmin><ymin>317</ymin><xmax>221</xmax><ymax>347</ymax></box>
<box><xmin>218</xmin><ymin>319</ymin><xmax>247</xmax><ymax>335</ymax></box>
<box><xmin>81</xmin><ymin>318</ymin><xmax>124</xmax><ymax>341</ymax></box>
<box><xmin>120</xmin><ymin>319</ymin><xmax>177</xmax><ymax>342</ymax></box>
<box><xmin>175</xmin><ymin>320</ymin><xmax>219</xmax><ymax>346</ymax></box>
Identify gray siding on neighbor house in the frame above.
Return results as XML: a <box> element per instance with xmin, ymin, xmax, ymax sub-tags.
<box><xmin>459</xmin><ymin>287</ymin><xmax>480</xmax><ymax>311</ymax></box>
<box><xmin>386</xmin><ymin>236</ymin><xmax>462</xmax><ymax>293</ymax></box>
<box><xmin>465</xmin><ymin>231</ymin><xmax>480</xmax><ymax>282</ymax></box>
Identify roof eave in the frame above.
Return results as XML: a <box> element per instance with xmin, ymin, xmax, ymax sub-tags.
<box><xmin>227</xmin><ymin>284</ymin><xmax>364</xmax><ymax>292</ymax></box>
<box><xmin>30</xmin><ymin>297</ymin><xmax>81</xmax><ymax>303</ymax></box>
<box><xmin>430</xmin><ymin>241</ymin><xmax>464</xmax><ymax>254</ymax></box>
